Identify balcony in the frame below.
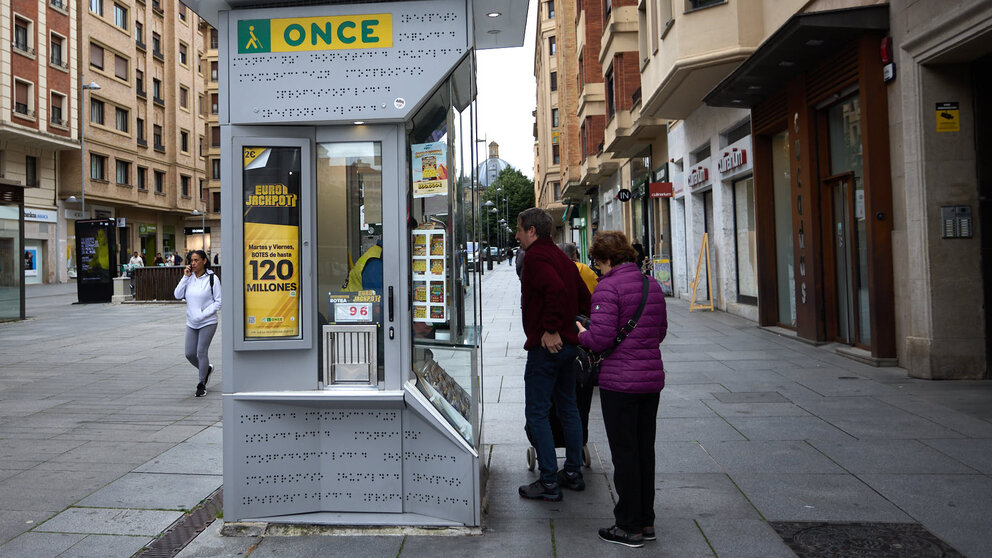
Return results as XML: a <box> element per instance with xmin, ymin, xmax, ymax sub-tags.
<box><xmin>136</xmin><ymin>39</ymin><xmax>146</xmax><ymax>51</ymax></box>
<box><xmin>599</xmin><ymin>5</ymin><xmax>639</xmax><ymax>66</ymax></box>
<box><xmin>629</xmin><ymin>98</ymin><xmax>666</xmax><ymax>141</ymax></box>
<box><xmin>561</xmin><ymin>179</ymin><xmax>587</xmax><ymax>201</ymax></box>
<box><xmin>153</xmin><ymin>142</ymin><xmax>166</xmax><ymax>153</ymax></box>
<box><xmin>137</xmin><ymin>137</ymin><xmax>148</xmax><ymax>147</ymax></box>
<box><xmin>577</xmin><ymin>83</ymin><xmax>605</xmax><ymax>123</ymax></box>
<box><xmin>640</xmin><ymin>0</ymin><xmax>762</xmax><ymax>120</ymax></box>
<box><xmin>137</xmin><ymin>88</ymin><xmax>147</xmax><ymax>99</ymax></box>
<box><xmin>153</xmin><ymin>97</ymin><xmax>165</xmax><ymax>107</ymax></box>
<box><xmin>152</xmin><ymin>50</ymin><xmax>165</xmax><ymax>62</ymax></box>
<box><xmin>604</xmin><ymin>109</ymin><xmax>634</xmax><ymax>155</ymax></box>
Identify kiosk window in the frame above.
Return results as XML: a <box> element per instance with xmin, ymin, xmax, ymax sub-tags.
<box><xmin>242</xmin><ymin>146</ymin><xmax>302</xmax><ymax>340</ymax></box>
<box><xmin>317</xmin><ymin>142</ymin><xmax>384</xmax><ymax>380</ymax></box>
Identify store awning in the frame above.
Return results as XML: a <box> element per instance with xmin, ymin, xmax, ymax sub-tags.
<box><xmin>704</xmin><ymin>5</ymin><xmax>888</xmax><ymax>109</ymax></box>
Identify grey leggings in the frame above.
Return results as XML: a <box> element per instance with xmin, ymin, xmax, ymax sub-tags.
<box><xmin>185</xmin><ymin>323</ymin><xmax>218</xmax><ymax>384</ymax></box>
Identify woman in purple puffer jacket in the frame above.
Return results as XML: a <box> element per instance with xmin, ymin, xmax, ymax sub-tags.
<box><xmin>576</xmin><ymin>230</ymin><xmax>667</xmax><ymax>549</ymax></box>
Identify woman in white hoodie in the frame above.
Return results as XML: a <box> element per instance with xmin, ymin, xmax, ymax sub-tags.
<box><xmin>174</xmin><ymin>250</ymin><xmax>221</xmax><ymax>397</ymax></box>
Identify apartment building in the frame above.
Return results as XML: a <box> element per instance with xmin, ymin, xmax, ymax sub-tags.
<box><xmin>2</xmin><ymin>0</ymin><xmax>79</xmax><ymax>310</ymax></box>
<box><xmin>200</xmin><ymin>20</ymin><xmax>220</xmax><ymax>259</ymax></box>
<box><xmin>533</xmin><ymin>0</ymin><xmax>566</xmax><ymax>241</ymax></box>
<box><xmin>538</xmin><ymin>0</ymin><xmax>991</xmax><ymax>378</ymax></box>
<box><xmin>59</xmin><ymin>0</ymin><xmax>209</xmax><ymax>270</ymax></box>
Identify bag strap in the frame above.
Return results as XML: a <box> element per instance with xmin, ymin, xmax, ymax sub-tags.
<box><xmin>598</xmin><ymin>274</ymin><xmax>650</xmax><ymax>360</ymax></box>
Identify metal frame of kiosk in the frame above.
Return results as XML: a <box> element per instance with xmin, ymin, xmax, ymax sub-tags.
<box><xmin>183</xmin><ymin>0</ymin><xmax>527</xmax><ymax>527</ymax></box>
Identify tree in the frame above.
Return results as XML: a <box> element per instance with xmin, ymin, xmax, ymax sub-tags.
<box><xmin>481</xmin><ymin>167</ymin><xmax>534</xmax><ymax>249</ymax></box>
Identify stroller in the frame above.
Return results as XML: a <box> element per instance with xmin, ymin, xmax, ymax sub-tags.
<box><xmin>525</xmin><ymin>378</ymin><xmax>594</xmax><ymax>470</ymax></box>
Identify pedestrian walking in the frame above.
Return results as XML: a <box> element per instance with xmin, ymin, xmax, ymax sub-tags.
<box><xmin>174</xmin><ymin>249</ymin><xmax>222</xmax><ymax>397</ymax></box>
<box><xmin>575</xmin><ymin>230</ymin><xmax>667</xmax><ymax>548</ymax></box>
<box><xmin>128</xmin><ymin>251</ymin><xmax>144</xmax><ymax>267</ymax></box>
<box><xmin>515</xmin><ymin>208</ymin><xmax>591</xmax><ymax>502</ymax></box>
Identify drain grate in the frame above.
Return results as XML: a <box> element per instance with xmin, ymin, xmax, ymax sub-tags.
<box><xmin>770</xmin><ymin>521</ymin><xmax>964</xmax><ymax>558</ymax></box>
<box><xmin>136</xmin><ymin>488</ymin><xmax>223</xmax><ymax>558</ymax></box>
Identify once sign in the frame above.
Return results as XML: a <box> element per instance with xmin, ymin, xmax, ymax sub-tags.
<box><xmin>238</xmin><ymin>14</ymin><xmax>393</xmax><ymax>53</ymax></box>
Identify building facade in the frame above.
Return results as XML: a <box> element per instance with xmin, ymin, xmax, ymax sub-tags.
<box><xmin>59</xmin><ymin>0</ymin><xmax>211</xmax><ymax>273</ymax></box>
<box><xmin>2</xmin><ymin>0</ymin><xmax>79</xmax><ymax>302</ymax></box>
<box><xmin>535</xmin><ymin>0</ymin><xmax>991</xmax><ymax>379</ymax></box>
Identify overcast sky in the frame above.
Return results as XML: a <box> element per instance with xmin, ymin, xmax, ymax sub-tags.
<box><xmin>475</xmin><ymin>2</ymin><xmax>537</xmax><ymax>178</ymax></box>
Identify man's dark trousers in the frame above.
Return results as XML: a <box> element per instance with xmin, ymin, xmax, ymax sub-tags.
<box><xmin>524</xmin><ymin>344</ymin><xmax>583</xmax><ymax>484</ymax></box>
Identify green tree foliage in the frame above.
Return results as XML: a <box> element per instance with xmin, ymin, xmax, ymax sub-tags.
<box><xmin>480</xmin><ymin>167</ymin><xmax>534</xmax><ymax>249</ymax></box>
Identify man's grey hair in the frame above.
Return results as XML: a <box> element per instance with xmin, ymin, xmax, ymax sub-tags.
<box><xmin>559</xmin><ymin>242</ymin><xmax>578</xmax><ymax>260</ymax></box>
<box><xmin>517</xmin><ymin>207</ymin><xmax>553</xmax><ymax>238</ymax></box>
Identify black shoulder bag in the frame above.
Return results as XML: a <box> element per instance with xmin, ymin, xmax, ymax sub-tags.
<box><xmin>576</xmin><ymin>274</ymin><xmax>650</xmax><ymax>387</ymax></box>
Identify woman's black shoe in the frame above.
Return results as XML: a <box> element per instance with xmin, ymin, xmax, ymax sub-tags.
<box><xmin>204</xmin><ymin>365</ymin><xmax>214</xmax><ymax>386</ymax></box>
<box><xmin>195</xmin><ymin>383</ymin><xmax>206</xmax><ymax>397</ymax></box>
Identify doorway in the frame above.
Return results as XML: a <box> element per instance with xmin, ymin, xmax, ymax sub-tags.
<box><xmin>974</xmin><ymin>53</ymin><xmax>992</xmax><ymax>377</ymax></box>
<box><xmin>821</xmin><ymin>174</ymin><xmax>863</xmax><ymax>345</ymax></box>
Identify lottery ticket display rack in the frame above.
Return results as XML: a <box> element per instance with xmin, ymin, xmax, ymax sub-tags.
<box><xmin>411</xmin><ymin>229</ymin><xmax>447</xmax><ymax>324</ymax></box>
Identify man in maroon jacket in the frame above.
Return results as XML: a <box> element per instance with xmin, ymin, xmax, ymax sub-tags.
<box><xmin>515</xmin><ymin>208</ymin><xmax>591</xmax><ymax>501</ymax></box>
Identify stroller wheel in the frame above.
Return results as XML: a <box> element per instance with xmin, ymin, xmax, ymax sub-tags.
<box><xmin>526</xmin><ymin>447</ymin><xmax>536</xmax><ymax>471</ymax></box>
<box><xmin>582</xmin><ymin>445</ymin><xmax>591</xmax><ymax>468</ymax></box>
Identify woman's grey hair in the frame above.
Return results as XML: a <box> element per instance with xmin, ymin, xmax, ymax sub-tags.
<box><xmin>559</xmin><ymin>242</ymin><xmax>578</xmax><ymax>260</ymax></box>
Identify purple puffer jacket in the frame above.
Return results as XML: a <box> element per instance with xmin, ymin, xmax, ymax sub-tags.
<box><xmin>578</xmin><ymin>262</ymin><xmax>667</xmax><ymax>393</ymax></box>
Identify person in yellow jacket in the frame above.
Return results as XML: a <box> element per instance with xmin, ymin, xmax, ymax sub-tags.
<box><xmin>560</xmin><ymin>242</ymin><xmax>597</xmax><ymax>295</ymax></box>
<box><xmin>345</xmin><ymin>240</ymin><xmax>383</xmax><ymax>292</ymax></box>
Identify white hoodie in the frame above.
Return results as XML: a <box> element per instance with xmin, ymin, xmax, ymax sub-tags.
<box><xmin>174</xmin><ymin>270</ymin><xmax>222</xmax><ymax>329</ymax></box>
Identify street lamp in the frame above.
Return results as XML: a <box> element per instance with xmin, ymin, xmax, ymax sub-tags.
<box><xmin>191</xmin><ymin>206</ymin><xmax>206</xmax><ymax>253</ymax></box>
<box><xmin>79</xmin><ymin>80</ymin><xmax>101</xmax><ymax>217</ymax></box>
<box><xmin>483</xmin><ymin>200</ymin><xmax>494</xmax><ymax>266</ymax></box>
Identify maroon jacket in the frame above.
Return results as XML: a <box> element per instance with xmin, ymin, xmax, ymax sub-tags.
<box><xmin>578</xmin><ymin>262</ymin><xmax>667</xmax><ymax>393</ymax></box>
<box><xmin>519</xmin><ymin>237</ymin><xmax>591</xmax><ymax>350</ymax></box>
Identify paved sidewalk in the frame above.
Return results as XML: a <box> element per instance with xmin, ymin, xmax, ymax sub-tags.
<box><xmin>4</xmin><ymin>269</ymin><xmax>992</xmax><ymax>556</ymax></box>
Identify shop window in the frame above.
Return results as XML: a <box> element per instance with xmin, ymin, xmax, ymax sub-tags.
<box><xmin>90</xmin><ymin>153</ymin><xmax>107</xmax><ymax>181</ymax></box>
<box><xmin>733</xmin><ymin>177</ymin><xmax>757</xmax><ymax>303</ymax></box>
<box><xmin>90</xmin><ymin>98</ymin><xmax>104</xmax><ymax>125</ymax></box>
<box><xmin>115</xmin><ymin>107</ymin><xmax>128</xmax><ymax>132</ymax></box>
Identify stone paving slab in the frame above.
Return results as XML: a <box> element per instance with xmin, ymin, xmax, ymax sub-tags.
<box><xmin>729</xmin><ymin>473</ymin><xmax>914</xmax><ymax>522</ymax></box>
<box><xmin>35</xmin><ymin>507</ymin><xmax>183</xmax><ymax>536</ymax></box>
<box><xmin>57</xmin><ymin>534</ymin><xmax>149</xmax><ymax>558</ymax></box>
<box><xmin>78</xmin><ymin>472</ymin><xmax>222</xmax><ymax>510</ymax></box>
<box><xmin>697</xmin><ymin>518</ymin><xmax>798</xmax><ymax>558</ymax></box>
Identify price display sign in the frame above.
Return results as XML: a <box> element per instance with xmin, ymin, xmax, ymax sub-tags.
<box><xmin>334</xmin><ymin>302</ymin><xmax>372</xmax><ymax>323</ymax></box>
<box><xmin>328</xmin><ymin>291</ymin><xmax>381</xmax><ymax>326</ymax></box>
<box><xmin>243</xmin><ymin>146</ymin><xmax>302</xmax><ymax>339</ymax></box>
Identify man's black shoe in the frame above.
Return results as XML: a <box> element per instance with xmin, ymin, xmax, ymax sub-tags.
<box><xmin>518</xmin><ymin>480</ymin><xmax>562</xmax><ymax>502</ymax></box>
<box><xmin>195</xmin><ymin>383</ymin><xmax>206</xmax><ymax>397</ymax></box>
<box><xmin>642</xmin><ymin>526</ymin><xmax>656</xmax><ymax>541</ymax></box>
<box><xmin>599</xmin><ymin>525</ymin><xmax>644</xmax><ymax>548</ymax></box>
<box><xmin>557</xmin><ymin>470</ymin><xmax>585</xmax><ymax>491</ymax></box>
<box><xmin>204</xmin><ymin>365</ymin><xmax>214</xmax><ymax>387</ymax></box>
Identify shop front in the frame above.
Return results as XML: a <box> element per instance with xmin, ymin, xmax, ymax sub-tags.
<box><xmin>185</xmin><ymin>0</ymin><xmax>526</xmax><ymax>527</ymax></box>
<box><xmin>706</xmin><ymin>5</ymin><xmax>895</xmax><ymax>361</ymax></box>
<box><xmin>0</xmin><ymin>184</ymin><xmax>25</xmax><ymax>321</ymax></box>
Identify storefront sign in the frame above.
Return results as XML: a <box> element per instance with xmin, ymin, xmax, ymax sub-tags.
<box><xmin>936</xmin><ymin>102</ymin><xmax>960</xmax><ymax>133</ymax></box>
<box><xmin>412</xmin><ymin>142</ymin><xmax>448</xmax><ymax>199</ymax></box>
<box><xmin>617</xmin><ymin>189</ymin><xmax>633</xmax><ymax>202</ymax></box>
<box><xmin>24</xmin><ymin>208</ymin><xmax>57</xmax><ymax>223</ymax></box>
<box><xmin>138</xmin><ymin>224</ymin><xmax>157</xmax><ymax>235</ymax></box>
<box><xmin>237</xmin><ymin>14</ymin><xmax>393</xmax><ymax>54</ymax></box>
<box><xmin>243</xmin><ymin>146</ymin><xmax>302</xmax><ymax>339</ymax></box>
<box><xmin>717</xmin><ymin>148</ymin><xmax>747</xmax><ymax>174</ymax></box>
<box><xmin>687</xmin><ymin>166</ymin><xmax>709</xmax><ymax>188</ymax></box>
<box><xmin>184</xmin><ymin>227</ymin><xmax>212</xmax><ymax>235</ymax></box>
<box><xmin>649</xmin><ymin>182</ymin><xmax>673</xmax><ymax>198</ymax></box>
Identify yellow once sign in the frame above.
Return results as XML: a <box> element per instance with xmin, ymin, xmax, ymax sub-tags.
<box><xmin>270</xmin><ymin>14</ymin><xmax>392</xmax><ymax>52</ymax></box>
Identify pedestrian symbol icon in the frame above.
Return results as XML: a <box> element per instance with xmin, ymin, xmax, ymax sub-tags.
<box><xmin>238</xmin><ymin>20</ymin><xmax>271</xmax><ymax>53</ymax></box>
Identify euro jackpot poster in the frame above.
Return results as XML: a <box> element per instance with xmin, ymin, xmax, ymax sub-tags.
<box><xmin>243</xmin><ymin>147</ymin><xmax>302</xmax><ymax>339</ymax></box>
<box><xmin>411</xmin><ymin>142</ymin><xmax>447</xmax><ymax>198</ymax></box>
